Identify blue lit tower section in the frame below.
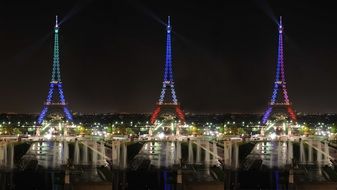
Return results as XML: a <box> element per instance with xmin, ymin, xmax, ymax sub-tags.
<box><xmin>37</xmin><ymin>16</ymin><xmax>73</xmax><ymax>124</ymax></box>
<box><xmin>262</xmin><ymin>16</ymin><xmax>296</xmax><ymax>125</ymax></box>
<box><xmin>150</xmin><ymin>16</ymin><xmax>185</xmax><ymax>124</ymax></box>
<box><xmin>159</xmin><ymin>16</ymin><xmax>177</xmax><ymax>104</ymax></box>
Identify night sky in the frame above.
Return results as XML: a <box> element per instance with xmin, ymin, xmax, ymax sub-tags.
<box><xmin>0</xmin><ymin>0</ymin><xmax>336</xmax><ymax>114</ymax></box>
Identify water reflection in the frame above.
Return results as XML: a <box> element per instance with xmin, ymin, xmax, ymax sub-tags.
<box><xmin>24</xmin><ymin>141</ymin><xmax>108</xmax><ymax>169</ymax></box>
<box><xmin>137</xmin><ymin>141</ymin><xmax>177</xmax><ymax>168</ymax></box>
<box><xmin>243</xmin><ymin>140</ymin><xmax>335</xmax><ymax>183</ymax></box>
<box><xmin>247</xmin><ymin>141</ymin><xmax>291</xmax><ymax>168</ymax></box>
<box><xmin>26</xmin><ymin>141</ymin><xmax>66</xmax><ymax>168</ymax></box>
<box><xmin>0</xmin><ymin>143</ymin><xmax>14</xmax><ymax>169</ymax></box>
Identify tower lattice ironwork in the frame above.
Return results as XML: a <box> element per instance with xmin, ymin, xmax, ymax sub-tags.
<box><xmin>262</xmin><ymin>16</ymin><xmax>296</xmax><ymax>125</ymax></box>
<box><xmin>150</xmin><ymin>16</ymin><xmax>185</xmax><ymax>124</ymax></box>
<box><xmin>37</xmin><ymin>16</ymin><xmax>73</xmax><ymax>124</ymax></box>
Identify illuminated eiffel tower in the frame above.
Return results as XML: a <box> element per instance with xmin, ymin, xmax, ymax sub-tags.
<box><xmin>150</xmin><ymin>16</ymin><xmax>185</xmax><ymax>127</ymax></box>
<box><xmin>262</xmin><ymin>16</ymin><xmax>296</xmax><ymax>125</ymax></box>
<box><xmin>37</xmin><ymin>16</ymin><xmax>73</xmax><ymax>125</ymax></box>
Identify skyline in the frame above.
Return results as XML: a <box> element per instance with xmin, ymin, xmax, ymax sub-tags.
<box><xmin>0</xmin><ymin>1</ymin><xmax>336</xmax><ymax>114</ymax></box>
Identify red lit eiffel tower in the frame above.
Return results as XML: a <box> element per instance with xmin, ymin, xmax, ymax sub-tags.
<box><xmin>150</xmin><ymin>16</ymin><xmax>185</xmax><ymax>126</ymax></box>
<box><xmin>262</xmin><ymin>16</ymin><xmax>296</xmax><ymax>125</ymax></box>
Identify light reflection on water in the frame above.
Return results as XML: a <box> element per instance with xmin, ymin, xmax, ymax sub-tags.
<box><xmin>245</xmin><ymin>141</ymin><xmax>331</xmax><ymax>182</ymax></box>
<box><xmin>134</xmin><ymin>141</ymin><xmax>216</xmax><ymax>182</ymax></box>
<box><xmin>26</xmin><ymin>141</ymin><xmax>66</xmax><ymax>168</ymax></box>
<box><xmin>24</xmin><ymin>141</ymin><xmax>107</xmax><ymax>169</ymax></box>
<box><xmin>255</xmin><ymin>141</ymin><xmax>288</xmax><ymax>167</ymax></box>
<box><xmin>138</xmin><ymin>141</ymin><xmax>177</xmax><ymax>168</ymax></box>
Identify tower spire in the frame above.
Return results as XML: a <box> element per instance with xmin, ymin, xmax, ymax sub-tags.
<box><xmin>167</xmin><ymin>16</ymin><xmax>171</xmax><ymax>32</ymax></box>
<box><xmin>55</xmin><ymin>15</ymin><xmax>59</xmax><ymax>28</ymax></box>
<box><xmin>37</xmin><ymin>16</ymin><xmax>73</xmax><ymax>125</ymax></box>
<box><xmin>150</xmin><ymin>16</ymin><xmax>185</xmax><ymax>125</ymax></box>
<box><xmin>262</xmin><ymin>16</ymin><xmax>296</xmax><ymax>124</ymax></box>
<box><xmin>52</xmin><ymin>15</ymin><xmax>61</xmax><ymax>83</ymax></box>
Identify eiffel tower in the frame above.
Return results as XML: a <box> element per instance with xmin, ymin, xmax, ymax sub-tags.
<box><xmin>150</xmin><ymin>16</ymin><xmax>185</xmax><ymax>125</ymax></box>
<box><xmin>37</xmin><ymin>16</ymin><xmax>73</xmax><ymax>125</ymax></box>
<box><xmin>262</xmin><ymin>16</ymin><xmax>296</xmax><ymax>125</ymax></box>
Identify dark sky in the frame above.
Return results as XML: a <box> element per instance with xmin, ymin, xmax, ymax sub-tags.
<box><xmin>0</xmin><ymin>0</ymin><xmax>336</xmax><ymax>114</ymax></box>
